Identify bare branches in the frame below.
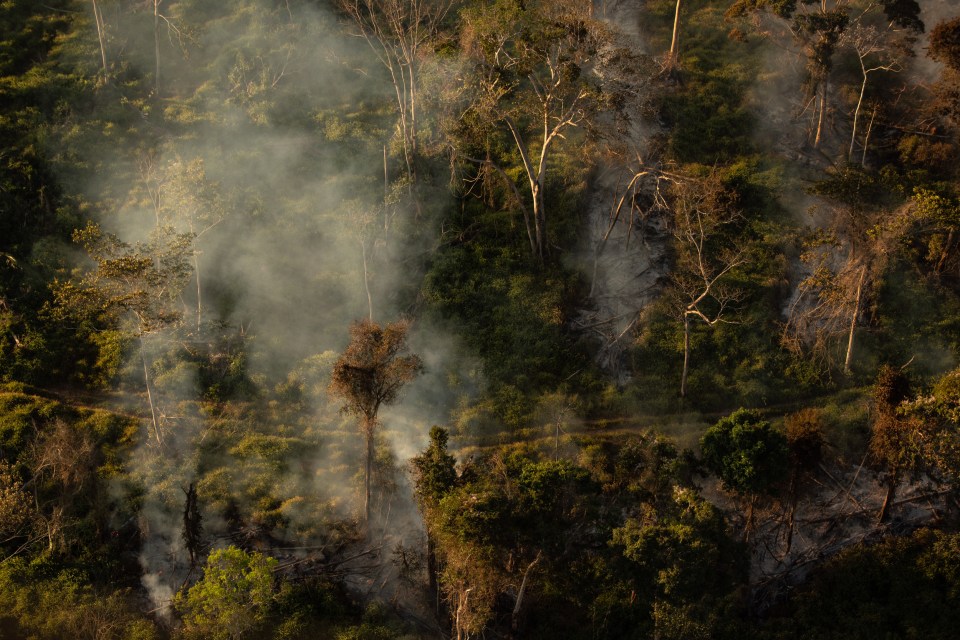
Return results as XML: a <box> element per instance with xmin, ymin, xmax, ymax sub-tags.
<box><xmin>338</xmin><ymin>0</ymin><xmax>454</xmax><ymax>181</ymax></box>
<box><xmin>459</xmin><ymin>0</ymin><xmax>607</xmax><ymax>261</ymax></box>
<box><xmin>668</xmin><ymin>173</ymin><xmax>746</xmax><ymax>398</ymax></box>
<box><xmin>842</xmin><ymin>22</ymin><xmax>909</xmax><ymax>162</ymax></box>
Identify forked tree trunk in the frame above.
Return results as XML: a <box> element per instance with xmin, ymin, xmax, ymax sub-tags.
<box><xmin>455</xmin><ymin>588</ymin><xmax>471</xmax><ymax>640</ymax></box>
<box><xmin>533</xmin><ymin>185</ymin><xmax>546</xmax><ymax>262</ymax></box>
<box><xmin>504</xmin><ymin>114</ymin><xmax>551</xmax><ymax>262</ymax></box>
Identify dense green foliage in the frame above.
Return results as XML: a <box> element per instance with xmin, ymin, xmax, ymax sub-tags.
<box><xmin>700</xmin><ymin>408</ymin><xmax>789</xmax><ymax>497</ymax></box>
<box><xmin>2</xmin><ymin>0</ymin><xmax>960</xmax><ymax>637</ymax></box>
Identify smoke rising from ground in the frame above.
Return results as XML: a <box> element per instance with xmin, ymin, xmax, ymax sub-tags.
<box><xmin>50</xmin><ymin>0</ymin><xmax>471</xmax><ymax>613</ymax></box>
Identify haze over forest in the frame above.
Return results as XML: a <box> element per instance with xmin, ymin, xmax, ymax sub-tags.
<box><xmin>3</xmin><ymin>0</ymin><xmax>960</xmax><ymax>638</ymax></box>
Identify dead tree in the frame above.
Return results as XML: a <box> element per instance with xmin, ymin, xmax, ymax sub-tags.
<box><xmin>669</xmin><ymin>175</ymin><xmax>745</xmax><ymax>398</ymax></box>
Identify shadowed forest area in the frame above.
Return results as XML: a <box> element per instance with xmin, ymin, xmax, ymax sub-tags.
<box><xmin>3</xmin><ymin>0</ymin><xmax>960</xmax><ymax>638</ymax></box>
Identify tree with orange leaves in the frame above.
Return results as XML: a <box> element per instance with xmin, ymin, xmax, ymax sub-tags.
<box><xmin>329</xmin><ymin>319</ymin><xmax>423</xmax><ymax>531</ymax></box>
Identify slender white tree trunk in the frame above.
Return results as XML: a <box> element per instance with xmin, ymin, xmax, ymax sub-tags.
<box><xmin>844</xmin><ymin>266</ymin><xmax>866</xmax><ymax>374</ymax></box>
<box><xmin>512</xmin><ymin>551</ymin><xmax>543</xmax><ymax>633</ymax></box>
<box><xmin>669</xmin><ymin>0</ymin><xmax>682</xmax><ymax>67</ymax></box>
<box><xmin>532</xmin><ymin>184</ymin><xmax>545</xmax><ymax>261</ymax></box>
<box><xmin>92</xmin><ymin>0</ymin><xmax>108</xmax><ymax>76</ymax></box>
<box><xmin>849</xmin><ymin>71</ymin><xmax>869</xmax><ymax>162</ymax></box>
<box><xmin>194</xmin><ymin>251</ymin><xmax>202</xmax><ymax>332</ymax></box>
<box><xmin>154</xmin><ymin>0</ymin><xmax>161</xmax><ymax>95</ymax></box>
<box><xmin>861</xmin><ymin>105</ymin><xmax>877</xmax><ymax>165</ymax></box>
<box><xmin>140</xmin><ymin>335</ymin><xmax>161</xmax><ymax>446</ymax></box>
<box><xmin>813</xmin><ymin>79</ymin><xmax>827</xmax><ymax>149</ymax></box>
<box><xmin>409</xmin><ymin>62</ymin><xmax>418</xmax><ymax>160</ymax></box>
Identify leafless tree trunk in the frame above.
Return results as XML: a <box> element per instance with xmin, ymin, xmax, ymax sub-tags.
<box><xmin>877</xmin><ymin>473</ymin><xmax>897</xmax><ymax>523</ymax></box>
<box><xmin>140</xmin><ymin>335</ymin><xmax>161</xmax><ymax>446</ymax></box>
<box><xmin>154</xmin><ymin>0</ymin><xmax>161</xmax><ymax>94</ymax></box>
<box><xmin>849</xmin><ymin>73</ymin><xmax>868</xmax><ymax>161</ymax></box>
<box><xmin>91</xmin><ymin>0</ymin><xmax>108</xmax><ymax>76</ymax></box>
<box><xmin>861</xmin><ymin>105</ymin><xmax>876</xmax><ymax>165</ymax></box>
<box><xmin>589</xmin><ymin>166</ymin><xmax>655</xmax><ymax>296</ymax></box>
<box><xmin>511</xmin><ymin>551</ymin><xmax>542</xmax><ymax>634</ymax></box>
<box><xmin>671</xmin><ymin>175</ymin><xmax>745</xmax><ymax>398</ymax></box>
<box><xmin>681</xmin><ymin>314</ymin><xmax>691</xmax><ymax>398</ymax></box>
<box><xmin>813</xmin><ymin>78</ymin><xmax>827</xmax><ymax>149</ymax></box>
<box><xmin>784</xmin><ymin>472</ymin><xmax>797</xmax><ymax>553</ymax></box>
<box><xmin>843</xmin><ymin>265</ymin><xmax>865</xmax><ymax>374</ymax></box>
<box><xmin>503</xmin><ymin>83</ymin><xmax>589</xmax><ymax>261</ymax></box>
<box><xmin>338</xmin><ymin>0</ymin><xmax>453</xmax><ymax>183</ymax></box>
<box><xmin>361</xmin><ymin>240</ymin><xmax>373</xmax><ymax>322</ymax></box>
<box><xmin>668</xmin><ymin>0</ymin><xmax>682</xmax><ymax>68</ymax></box>
<box><xmin>193</xmin><ymin>250</ymin><xmax>203</xmax><ymax>332</ymax></box>
<box><xmin>455</xmin><ymin>587</ymin><xmax>473</xmax><ymax>640</ymax></box>
<box><xmin>847</xmin><ymin>27</ymin><xmax>903</xmax><ymax>163</ymax></box>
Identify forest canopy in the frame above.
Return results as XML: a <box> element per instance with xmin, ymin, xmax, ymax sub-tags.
<box><xmin>1</xmin><ymin>0</ymin><xmax>960</xmax><ymax>638</ymax></box>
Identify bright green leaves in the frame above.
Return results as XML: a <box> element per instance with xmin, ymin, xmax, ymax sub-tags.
<box><xmin>175</xmin><ymin>546</ymin><xmax>278</xmax><ymax>640</ymax></box>
<box><xmin>913</xmin><ymin>188</ymin><xmax>960</xmax><ymax>229</ymax></box>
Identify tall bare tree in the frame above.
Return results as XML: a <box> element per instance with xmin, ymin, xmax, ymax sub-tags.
<box><xmin>669</xmin><ymin>174</ymin><xmax>745</xmax><ymax>398</ymax></box>
<box><xmin>141</xmin><ymin>0</ymin><xmax>185</xmax><ymax>96</ymax></box>
<box><xmin>842</xmin><ymin>19</ymin><xmax>916</xmax><ymax>163</ymax></box>
<box><xmin>667</xmin><ymin>0</ymin><xmax>682</xmax><ymax>70</ymax></box>
<box><xmin>459</xmin><ymin>0</ymin><xmax>607</xmax><ymax>261</ymax></box>
<box><xmin>338</xmin><ymin>0</ymin><xmax>454</xmax><ymax>182</ymax></box>
<box><xmin>782</xmin><ymin>168</ymin><xmax>908</xmax><ymax>373</ymax></box>
<box><xmin>727</xmin><ymin>0</ymin><xmax>921</xmax><ymax>152</ymax></box>
<box><xmin>91</xmin><ymin>0</ymin><xmax>109</xmax><ymax>77</ymax></box>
